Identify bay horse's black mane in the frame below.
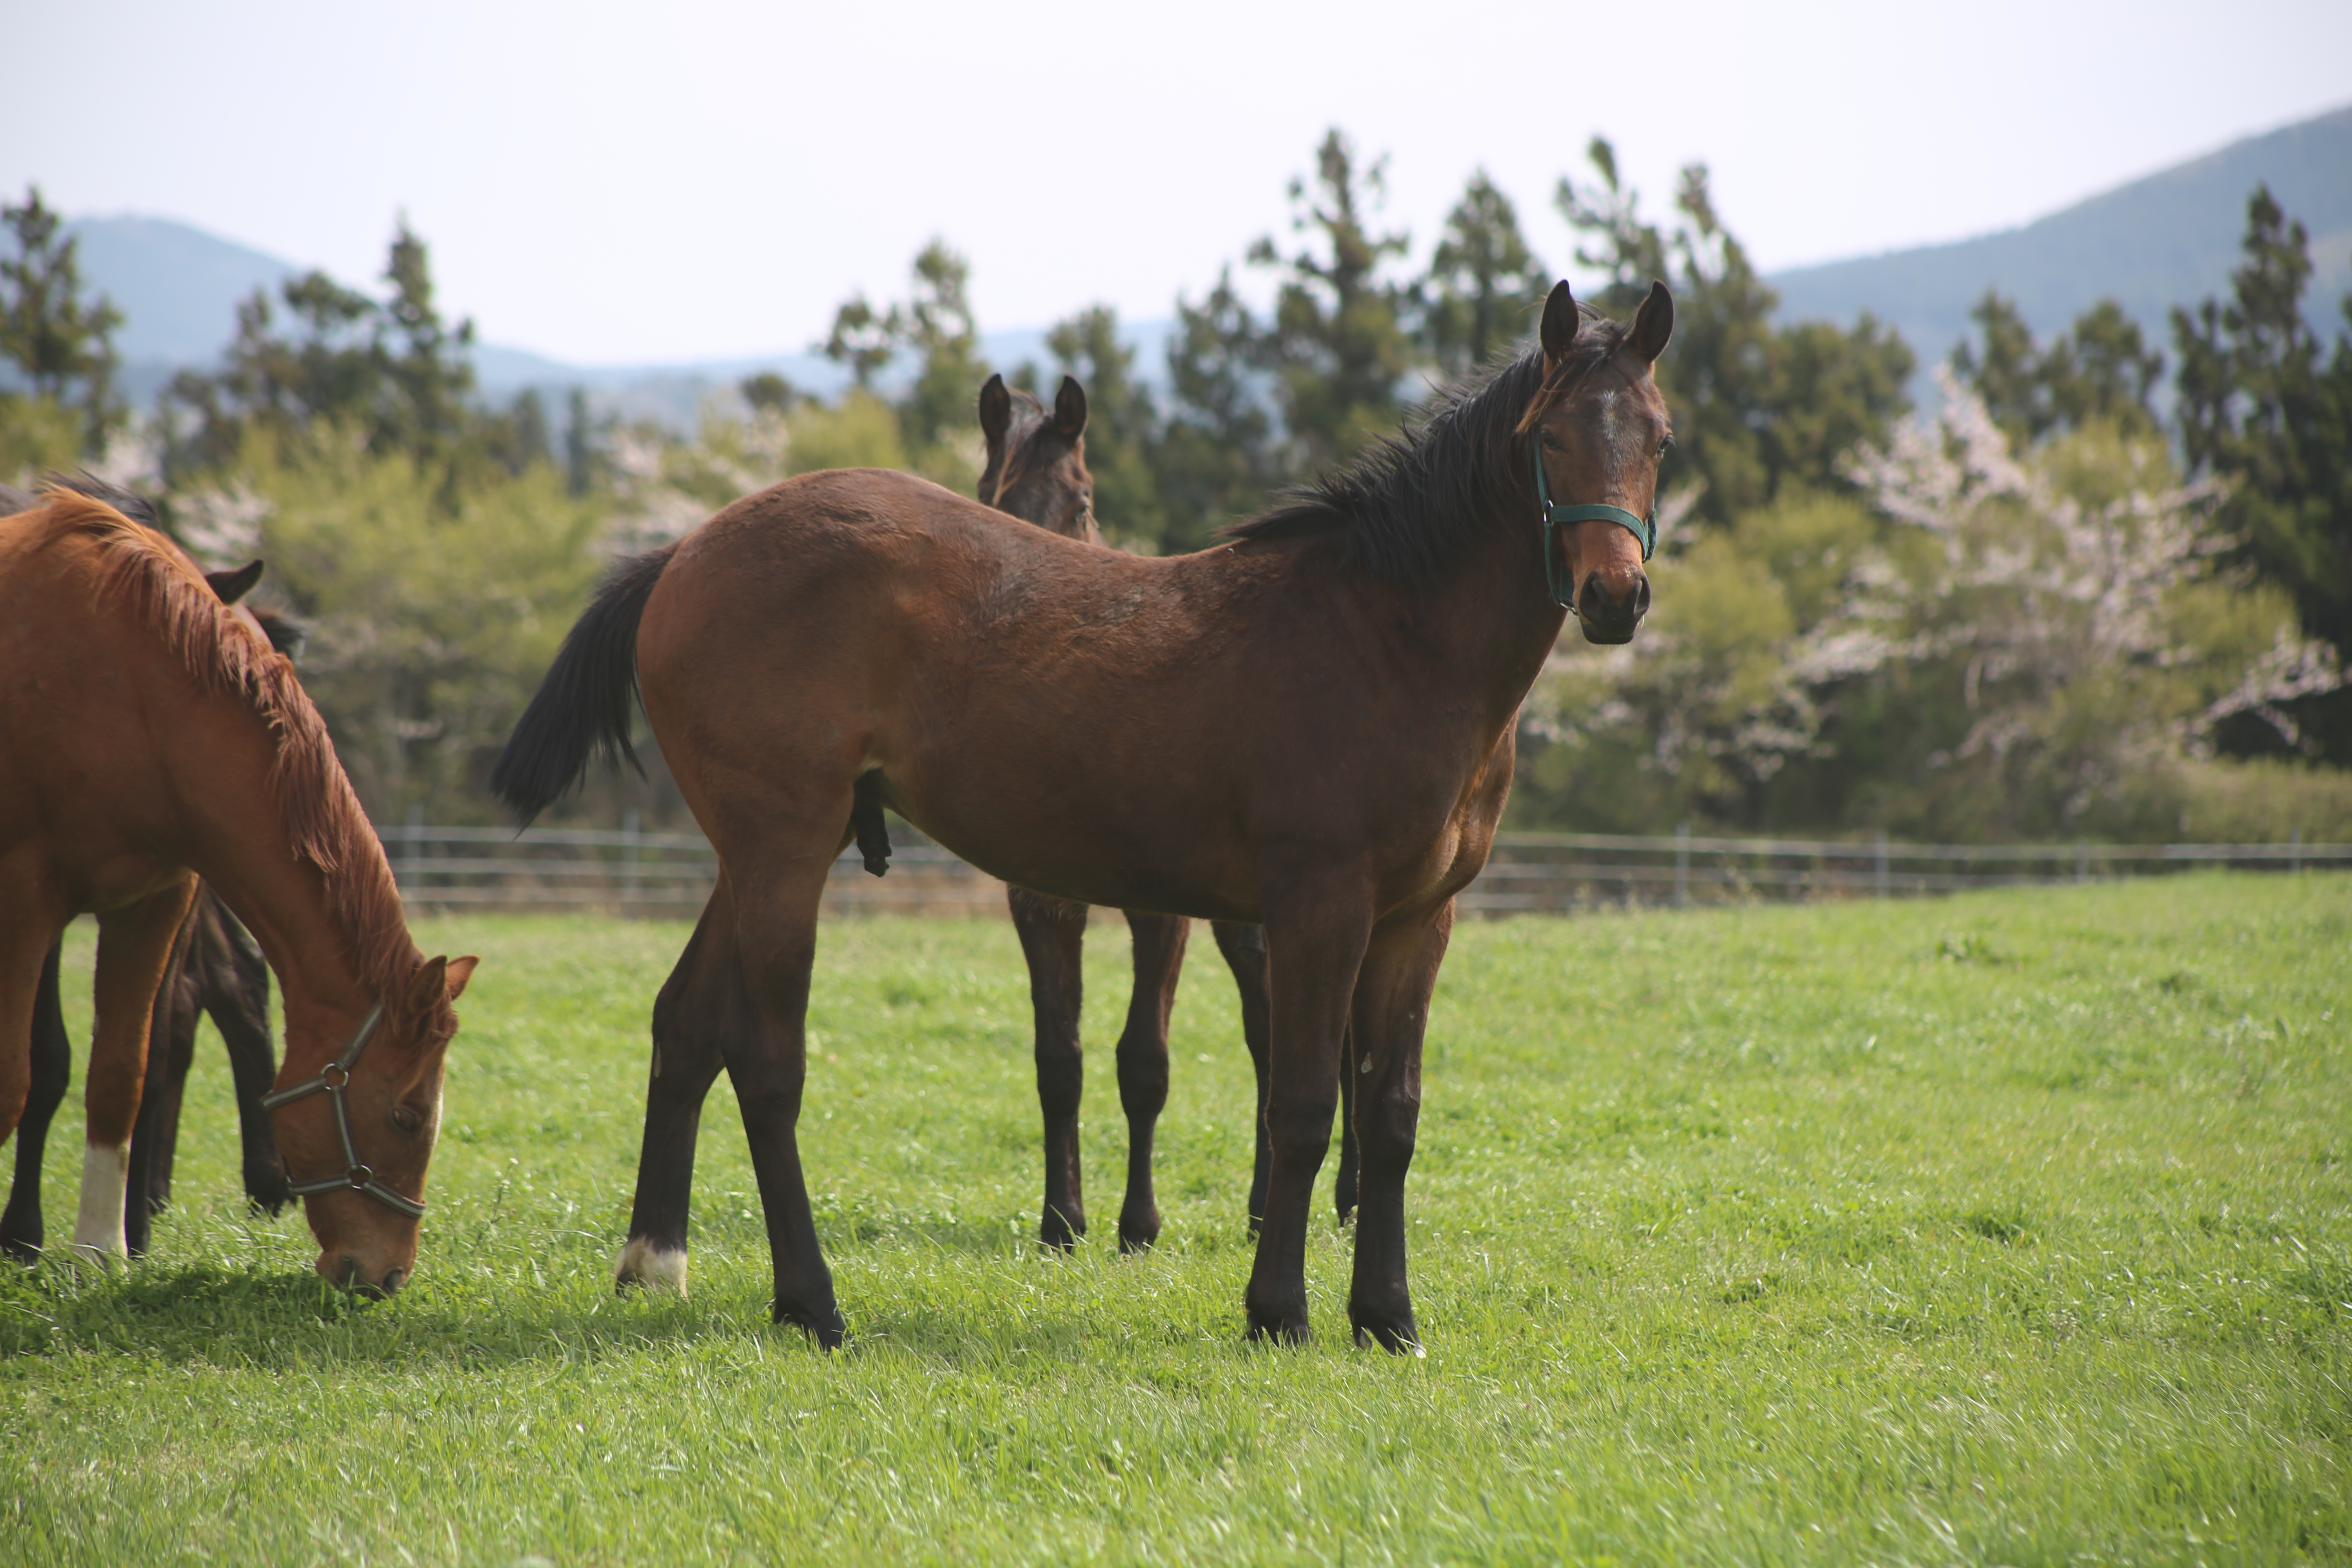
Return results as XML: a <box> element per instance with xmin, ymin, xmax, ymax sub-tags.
<box><xmin>1227</xmin><ymin>311</ymin><xmax>1631</xmax><ymax>590</ymax></box>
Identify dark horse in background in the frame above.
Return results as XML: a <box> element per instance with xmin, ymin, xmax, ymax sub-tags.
<box><xmin>0</xmin><ymin>481</ymin><xmax>293</xmax><ymax>1263</ymax></box>
<box><xmin>971</xmin><ymin>375</ymin><xmax>1298</xmax><ymax>1253</ymax></box>
<box><xmin>494</xmin><ymin>280</ymin><xmax>1672</xmax><ymax>1348</ymax></box>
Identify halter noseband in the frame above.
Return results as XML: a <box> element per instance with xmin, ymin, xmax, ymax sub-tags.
<box><xmin>260</xmin><ymin>1000</ymin><xmax>427</xmax><ymax>1219</ymax></box>
<box><xmin>1534</xmin><ymin>445</ymin><xmax>1655</xmax><ymax>610</ymax></box>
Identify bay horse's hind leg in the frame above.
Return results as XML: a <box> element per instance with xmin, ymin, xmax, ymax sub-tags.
<box><xmin>1114</xmin><ymin>911</ymin><xmax>1189</xmax><ymax>1252</ymax></box>
<box><xmin>1208</xmin><ymin>921</ymin><xmax>1273</xmax><ymax>1231</ymax></box>
<box><xmin>617</xmin><ymin>889</ymin><xmax>737</xmax><ymax>1295</ymax></box>
<box><xmin>0</xmin><ymin>940</ymin><xmax>71</xmax><ymax>1262</ymax></box>
<box><xmin>1345</xmin><ymin>898</ymin><xmax>1456</xmax><ymax>1354</ymax></box>
<box><xmin>1009</xmin><ymin>888</ymin><xmax>1089</xmax><ymax>1250</ymax></box>
<box><xmin>198</xmin><ymin>898</ymin><xmax>288</xmax><ymax>1216</ymax></box>
<box><xmin>75</xmin><ymin>879</ymin><xmax>197</xmax><ymax>1262</ymax></box>
<box><xmin>721</xmin><ymin>852</ymin><xmax>846</xmax><ymax>1345</ymax></box>
<box><xmin>124</xmin><ymin>906</ymin><xmax>201</xmax><ymax>1257</ymax></box>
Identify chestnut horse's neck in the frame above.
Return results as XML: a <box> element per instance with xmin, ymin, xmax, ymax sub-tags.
<box><xmin>61</xmin><ymin>499</ymin><xmax>419</xmax><ymax>1060</ymax></box>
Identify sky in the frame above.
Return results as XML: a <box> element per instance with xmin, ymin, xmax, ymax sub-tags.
<box><xmin>4</xmin><ymin>0</ymin><xmax>2349</xmax><ymax>368</ymax></box>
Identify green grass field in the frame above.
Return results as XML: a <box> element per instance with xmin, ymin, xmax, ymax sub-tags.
<box><xmin>3</xmin><ymin>875</ymin><xmax>2347</xmax><ymax>1565</ymax></box>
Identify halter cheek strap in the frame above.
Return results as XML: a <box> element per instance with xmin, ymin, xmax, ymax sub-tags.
<box><xmin>1534</xmin><ymin>447</ymin><xmax>1655</xmax><ymax>609</ymax></box>
<box><xmin>260</xmin><ymin>1000</ymin><xmax>428</xmax><ymax>1219</ymax></box>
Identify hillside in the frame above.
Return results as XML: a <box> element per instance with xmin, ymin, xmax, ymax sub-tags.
<box><xmin>1768</xmin><ymin>105</ymin><xmax>2352</xmax><ymax>363</ymax></box>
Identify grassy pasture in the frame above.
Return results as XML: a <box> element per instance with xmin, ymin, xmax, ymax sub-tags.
<box><xmin>2</xmin><ymin>875</ymin><xmax>2348</xmax><ymax>1565</ymax></box>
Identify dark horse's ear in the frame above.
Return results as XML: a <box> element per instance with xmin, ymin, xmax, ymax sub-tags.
<box><xmin>1632</xmin><ymin>280</ymin><xmax>1674</xmax><ymax>363</ymax></box>
<box><xmin>978</xmin><ymin>373</ymin><xmax>1013</xmax><ymax>446</ymax></box>
<box><xmin>205</xmin><ymin>559</ymin><xmax>265</xmax><ymax>605</ymax></box>
<box><xmin>1539</xmin><ymin>281</ymin><xmax>1579</xmax><ymax>369</ymax></box>
<box><xmin>1052</xmin><ymin>375</ymin><xmax>1087</xmax><ymax>442</ymax></box>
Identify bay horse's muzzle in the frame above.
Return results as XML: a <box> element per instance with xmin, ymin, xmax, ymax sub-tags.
<box><xmin>1577</xmin><ymin>570</ymin><xmax>1650</xmax><ymax>644</ymax></box>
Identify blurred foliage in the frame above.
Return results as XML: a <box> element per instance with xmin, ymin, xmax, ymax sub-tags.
<box><xmin>0</xmin><ymin>185</ymin><xmax>122</xmax><ymax>455</ymax></box>
<box><xmin>20</xmin><ymin>132</ymin><xmax>2345</xmax><ymax>839</ymax></box>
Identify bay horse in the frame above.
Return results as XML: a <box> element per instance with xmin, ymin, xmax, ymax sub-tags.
<box><xmin>0</xmin><ymin>486</ymin><xmax>477</xmax><ymax>1291</ymax></box>
<box><xmin>494</xmin><ymin>280</ymin><xmax>1671</xmax><ymax>1348</ymax></box>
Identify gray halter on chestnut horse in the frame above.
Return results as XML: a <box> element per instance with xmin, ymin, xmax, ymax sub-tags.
<box><xmin>493</xmin><ymin>277</ymin><xmax>1672</xmax><ymax>1349</ymax></box>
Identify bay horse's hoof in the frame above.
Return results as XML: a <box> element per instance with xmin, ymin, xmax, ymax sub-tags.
<box><xmin>1244</xmin><ymin>1307</ymin><xmax>1312</xmax><ymax>1346</ymax></box>
<box><xmin>614</xmin><ymin>1237</ymin><xmax>689</xmax><ymax>1296</ymax></box>
<box><xmin>1038</xmin><ymin>1207</ymin><xmax>1085</xmax><ymax>1252</ymax></box>
<box><xmin>774</xmin><ymin>1299</ymin><xmax>847</xmax><ymax>1350</ymax></box>
<box><xmin>1350</xmin><ymin>1310</ymin><xmax>1425</xmax><ymax>1356</ymax></box>
<box><xmin>1116</xmin><ymin>1208</ymin><xmax>1161</xmax><ymax>1254</ymax></box>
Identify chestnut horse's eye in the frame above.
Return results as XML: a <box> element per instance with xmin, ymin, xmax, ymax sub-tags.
<box><xmin>390</xmin><ymin>1105</ymin><xmax>423</xmax><ymax>1134</ymax></box>
<box><xmin>1540</xmin><ymin>432</ymin><xmax>1562</xmax><ymax>452</ymax></box>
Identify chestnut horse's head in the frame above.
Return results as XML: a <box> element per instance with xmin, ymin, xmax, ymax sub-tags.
<box><xmin>273</xmin><ymin>953</ymin><xmax>477</xmax><ymax>1296</ymax></box>
<box><xmin>1521</xmin><ymin>279</ymin><xmax>1675</xmax><ymax>644</ymax></box>
<box><xmin>977</xmin><ymin>372</ymin><xmax>1096</xmax><ymax>540</ymax></box>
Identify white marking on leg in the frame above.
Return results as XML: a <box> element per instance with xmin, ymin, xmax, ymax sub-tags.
<box><xmin>615</xmin><ymin>1236</ymin><xmax>689</xmax><ymax>1295</ymax></box>
<box><xmin>71</xmin><ymin>1143</ymin><xmax>131</xmax><ymax>1263</ymax></box>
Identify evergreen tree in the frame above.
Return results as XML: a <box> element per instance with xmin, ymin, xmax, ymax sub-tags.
<box><xmin>894</xmin><ymin>239</ymin><xmax>987</xmax><ymax>449</ymax></box>
<box><xmin>0</xmin><ymin>185</ymin><xmax>124</xmax><ymax>453</ymax></box>
<box><xmin>1247</xmin><ymin>128</ymin><xmax>1415</xmax><ymax>472</ymax></box>
<box><xmin>1558</xmin><ymin>141</ymin><xmax>1912</xmax><ymax>527</ymax></box>
<box><xmin>1953</xmin><ymin>292</ymin><xmax>2164</xmax><ymax>443</ymax></box>
<box><xmin>1420</xmin><ymin>169</ymin><xmax>1550</xmax><ymax>379</ymax></box>
<box><xmin>2173</xmin><ymin>185</ymin><xmax>2352</xmax><ymax>760</ymax></box>
<box><xmin>1951</xmin><ymin>292</ymin><xmax>2046</xmax><ymax>441</ymax></box>
<box><xmin>820</xmin><ymin>294</ymin><xmax>896</xmax><ymax>391</ymax></box>
<box><xmin>1154</xmin><ymin>268</ymin><xmax>1281</xmax><ymax>551</ymax></box>
<box><xmin>563</xmin><ymin>386</ymin><xmax>607</xmax><ymax>497</ymax></box>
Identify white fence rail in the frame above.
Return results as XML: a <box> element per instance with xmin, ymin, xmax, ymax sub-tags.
<box><xmin>378</xmin><ymin>820</ymin><xmax>2347</xmax><ymax>918</ymax></box>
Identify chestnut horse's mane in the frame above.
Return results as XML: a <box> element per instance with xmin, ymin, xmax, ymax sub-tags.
<box><xmin>34</xmin><ymin>488</ymin><xmax>416</xmax><ymax>1001</ymax></box>
<box><xmin>1227</xmin><ymin>311</ymin><xmax>1632</xmax><ymax>589</ymax></box>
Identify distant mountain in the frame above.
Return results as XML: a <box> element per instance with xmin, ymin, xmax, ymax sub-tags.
<box><xmin>1766</xmin><ymin>105</ymin><xmax>2352</xmax><ymax>372</ymax></box>
<box><xmin>56</xmin><ymin>104</ymin><xmax>2352</xmax><ymax>425</ymax></box>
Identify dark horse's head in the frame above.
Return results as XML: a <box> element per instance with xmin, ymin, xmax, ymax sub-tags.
<box><xmin>977</xmin><ymin>373</ymin><xmax>1096</xmax><ymax>541</ymax></box>
<box><xmin>1521</xmin><ymin>280</ymin><xmax>1675</xmax><ymax>644</ymax></box>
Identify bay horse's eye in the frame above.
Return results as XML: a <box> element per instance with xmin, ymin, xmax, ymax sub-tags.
<box><xmin>1540</xmin><ymin>432</ymin><xmax>1562</xmax><ymax>452</ymax></box>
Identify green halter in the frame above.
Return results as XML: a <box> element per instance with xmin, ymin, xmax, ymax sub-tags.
<box><xmin>1533</xmin><ymin>446</ymin><xmax>1655</xmax><ymax>609</ymax></box>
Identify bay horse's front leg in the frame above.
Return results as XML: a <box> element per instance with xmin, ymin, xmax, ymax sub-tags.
<box><xmin>1114</xmin><ymin>911</ymin><xmax>1189</xmax><ymax>1252</ymax></box>
<box><xmin>617</xmin><ymin>893</ymin><xmax>734</xmax><ymax>1295</ymax></box>
<box><xmin>0</xmin><ymin>940</ymin><xmax>71</xmax><ymax>1262</ymax></box>
<box><xmin>1345</xmin><ymin>898</ymin><xmax>1456</xmax><ymax>1353</ymax></box>
<box><xmin>1207</xmin><ymin>921</ymin><xmax>1273</xmax><ymax>1230</ymax></box>
<box><xmin>76</xmin><ymin>879</ymin><xmax>197</xmax><ymax>1262</ymax></box>
<box><xmin>196</xmin><ymin>899</ymin><xmax>289</xmax><ymax>1216</ymax></box>
<box><xmin>125</xmin><ymin>909</ymin><xmax>202</xmax><ymax>1257</ymax></box>
<box><xmin>1245</xmin><ymin>888</ymin><xmax>1371</xmax><ymax>1344</ymax></box>
<box><xmin>1009</xmin><ymin>888</ymin><xmax>1089</xmax><ymax>1250</ymax></box>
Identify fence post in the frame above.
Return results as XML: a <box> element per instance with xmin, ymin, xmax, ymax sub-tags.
<box><xmin>401</xmin><ymin>802</ymin><xmax>423</xmax><ymax>893</ymax></box>
<box><xmin>623</xmin><ymin>808</ymin><xmax>642</xmax><ymax>904</ymax></box>
<box><xmin>2076</xmin><ymin>839</ymin><xmax>2089</xmax><ymax>884</ymax></box>
<box><xmin>2290</xmin><ymin>825</ymin><xmax>2302</xmax><ymax>875</ymax></box>
<box><xmin>1675</xmin><ymin>820</ymin><xmax>1690</xmax><ymax>909</ymax></box>
<box><xmin>1874</xmin><ymin>828</ymin><xmax>1889</xmax><ymax>900</ymax></box>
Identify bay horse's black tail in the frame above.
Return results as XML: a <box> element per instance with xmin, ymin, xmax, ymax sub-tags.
<box><xmin>490</xmin><ymin>543</ymin><xmax>677</xmax><ymax>824</ymax></box>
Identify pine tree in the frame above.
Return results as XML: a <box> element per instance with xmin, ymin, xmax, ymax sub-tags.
<box><xmin>1247</xmin><ymin>128</ymin><xmax>1415</xmax><ymax>472</ymax></box>
<box><xmin>1155</xmin><ymin>268</ymin><xmax>1281</xmax><ymax>552</ymax></box>
<box><xmin>895</xmin><ymin>239</ymin><xmax>987</xmax><ymax>449</ymax></box>
<box><xmin>1420</xmin><ymin>169</ymin><xmax>1550</xmax><ymax>379</ymax></box>
<box><xmin>0</xmin><ymin>185</ymin><xmax>124</xmax><ymax>453</ymax></box>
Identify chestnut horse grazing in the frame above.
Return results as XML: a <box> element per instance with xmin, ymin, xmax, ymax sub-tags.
<box><xmin>495</xmin><ymin>281</ymin><xmax>1670</xmax><ymax>1347</ymax></box>
<box><xmin>0</xmin><ymin>488</ymin><xmax>476</xmax><ymax>1291</ymax></box>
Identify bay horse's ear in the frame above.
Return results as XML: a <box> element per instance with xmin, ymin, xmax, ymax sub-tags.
<box><xmin>1632</xmin><ymin>280</ymin><xmax>1674</xmax><ymax>363</ymax></box>
<box><xmin>1052</xmin><ymin>375</ymin><xmax>1087</xmax><ymax>442</ymax></box>
<box><xmin>206</xmin><ymin>559</ymin><xmax>265</xmax><ymax>605</ymax></box>
<box><xmin>1539</xmin><ymin>281</ymin><xmax>1579</xmax><ymax>368</ymax></box>
<box><xmin>978</xmin><ymin>374</ymin><xmax>1012</xmax><ymax>445</ymax></box>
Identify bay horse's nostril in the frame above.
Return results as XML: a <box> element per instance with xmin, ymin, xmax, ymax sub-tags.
<box><xmin>1576</xmin><ymin>572</ymin><xmax>1648</xmax><ymax>645</ymax></box>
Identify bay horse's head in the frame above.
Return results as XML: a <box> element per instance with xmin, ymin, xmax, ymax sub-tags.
<box><xmin>977</xmin><ymin>372</ymin><xmax>1096</xmax><ymax>540</ymax></box>
<box><xmin>1520</xmin><ymin>280</ymin><xmax>1674</xmax><ymax>644</ymax></box>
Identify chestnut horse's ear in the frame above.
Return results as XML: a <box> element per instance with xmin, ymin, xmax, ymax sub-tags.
<box><xmin>442</xmin><ymin>955</ymin><xmax>479</xmax><ymax>1001</ymax></box>
<box><xmin>1539</xmin><ymin>281</ymin><xmax>1579</xmax><ymax>368</ymax></box>
<box><xmin>205</xmin><ymin>559</ymin><xmax>265</xmax><ymax>605</ymax></box>
<box><xmin>1632</xmin><ymin>280</ymin><xmax>1674</xmax><ymax>363</ymax></box>
<box><xmin>1052</xmin><ymin>375</ymin><xmax>1087</xmax><ymax>441</ymax></box>
<box><xmin>978</xmin><ymin>374</ymin><xmax>1012</xmax><ymax>445</ymax></box>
